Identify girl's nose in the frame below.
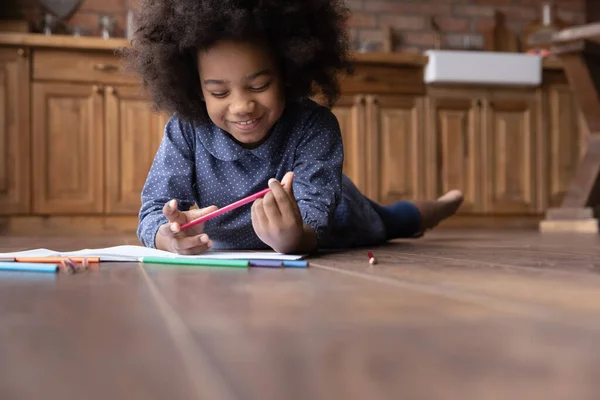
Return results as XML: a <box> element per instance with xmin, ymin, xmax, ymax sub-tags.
<box><xmin>229</xmin><ymin>96</ymin><xmax>255</xmax><ymax>115</ymax></box>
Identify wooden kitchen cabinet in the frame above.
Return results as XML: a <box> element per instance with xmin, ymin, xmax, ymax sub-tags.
<box><xmin>332</xmin><ymin>93</ymin><xmax>426</xmax><ymax>205</ymax></box>
<box><xmin>104</xmin><ymin>85</ymin><xmax>168</xmax><ymax>214</ymax></box>
<box><xmin>426</xmin><ymin>86</ymin><xmax>543</xmax><ymax>216</ymax></box>
<box><xmin>330</xmin><ymin>94</ymin><xmax>368</xmax><ymax>195</ymax></box>
<box><xmin>0</xmin><ymin>33</ymin><xmax>588</xmax><ymax>233</ymax></box>
<box><xmin>32</xmin><ymin>82</ymin><xmax>104</xmax><ymax>214</ymax></box>
<box><xmin>324</xmin><ymin>62</ymin><xmax>583</xmax><ymax>225</ymax></box>
<box><xmin>425</xmin><ymin>88</ymin><xmax>482</xmax><ymax>214</ymax></box>
<box><xmin>482</xmin><ymin>89</ymin><xmax>542</xmax><ymax>215</ymax></box>
<box><xmin>29</xmin><ymin>49</ymin><xmax>168</xmax><ymax>222</ymax></box>
<box><xmin>0</xmin><ymin>47</ymin><xmax>30</xmax><ymax>215</ymax></box>
<box><xmin>366</xmin><ymin>94</ymin><xmax>426</xmax><ymax>205</ymax></box>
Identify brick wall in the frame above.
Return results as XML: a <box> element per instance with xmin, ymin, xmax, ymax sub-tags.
<box><xmin>12</xmin><ymin>0</ymin><xmax>586</xmax><ymax>51</ymax></box>
<box><xmin>347</xmin><ymin>0</ymin><xmax>586</xmax><ymax>51</ymax></box>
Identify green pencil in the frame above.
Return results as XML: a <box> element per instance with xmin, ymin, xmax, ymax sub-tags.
<box><xmin>140</xmin><ymin>256</ymin><xmax>249</xmax><ymax>268</ymax></box>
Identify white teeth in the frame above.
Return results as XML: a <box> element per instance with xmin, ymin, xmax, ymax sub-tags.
<box><xmin>237</xmin><ymin>119</ymin><xmax>256</xmax><ymax>125</ymax></box>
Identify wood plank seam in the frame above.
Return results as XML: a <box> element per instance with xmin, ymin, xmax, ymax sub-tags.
<box><xmin>138</xmin><ymin>264</ymin><xmax>239</xmax><ymax>400</ymax></box>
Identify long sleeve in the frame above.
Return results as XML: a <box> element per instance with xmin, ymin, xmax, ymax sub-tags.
<box><xmin>137</xmin><ymin>116</ymin><xmax>197</xmax><ymax>248</ymax></box>
<box><xmin>292</xmin><ymin>106</ymin><xmax>344</xmax><ymax>244</ymax></box>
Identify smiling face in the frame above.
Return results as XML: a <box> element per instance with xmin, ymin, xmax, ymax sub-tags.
<box><xmin>197</xmin><ymin>39</ymin><xmax>286</xmax><ymax>148</ymax></box>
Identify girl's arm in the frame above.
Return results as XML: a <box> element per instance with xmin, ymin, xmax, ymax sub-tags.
<box><xmin>291</xmin><ymin>106</ymin><xmax>344</xmax><ymax>248</ymax></box>
<box><xmin>138</xmin><ymin>116</ymin><xmax>197</xmax><ymax>248</ymax></box>
<box><xmin>250</xmin><ymin>105</ymin><xmax>343</xmax><ymax>254</ymax></box>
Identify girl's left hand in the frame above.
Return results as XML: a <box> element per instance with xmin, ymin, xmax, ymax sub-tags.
<box><xmin>251</xmin><ymin>171</ymin><xmax>304</xmax><ymax>253</ymax></box>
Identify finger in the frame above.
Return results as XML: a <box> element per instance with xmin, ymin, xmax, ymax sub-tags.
<box><xmin>162</xmin><ymin>199</ymin><xmax>189</xmax><ymax>239</ymax></box>
<box><xmin>186</xmin><ymin>205</ymin><xmax>219</xmax><ymax>220</ymax></box>
<box><xmin>252</xmin><ymin>198</ymin><xmax>269</xmax><ymax>229</ymax></box>
<box><xmin>157</xmin><ymin>221</ymin><xmax>176</xmax><ymax>240</ymax></box>
<box><xmin>180</xmin><ymin>205</ymin><xmax>218</xmax><ymax>234</ymax></box>
<box><xmin>262</xmin><ymin>190</ymin><xmax>282</xmax><ymax>220</ymax></box>
<box><xmin>172</xmin><ymin>233</ymin><xmax>211</xmax><ymax>253</ymax></box>
<box><xmin>162</xmin><ymin>199</ymin><xmax>184</xmax><ymax>223</ymax></box>
<box><xmin>268</xmin><ymin>178</ymin><xmax>296</xmax><ymax>216</ymax></box>
<box><xmin>251</xmin><ymin>201</ymin><xmax>264</xmax><ymax>233</ymax></box>
<box><xmin>176</xmin><ymin>242</ymin><xmax>212</xmax><ymax>255</ymax></box>
<box><xmin>168</xmin><ymin>219</ymin><xmax>187</xmax><ymax>240</ymax></box>
<box><xmin>280</xmin><ymin>171</ymin><xmax>295</xmax><ymax>197</ymax></box>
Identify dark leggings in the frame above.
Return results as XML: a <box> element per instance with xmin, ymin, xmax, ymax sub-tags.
<box><xmin>368</xmin><ymin>199</ymin><xmax>422</xmax><ymax>239</ymax></box>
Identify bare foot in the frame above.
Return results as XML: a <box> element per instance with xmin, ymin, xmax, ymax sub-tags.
<box><xmin>413</xmin><ymin>190</ymin><xmax>464</xmax><ymax>234</ymax></box>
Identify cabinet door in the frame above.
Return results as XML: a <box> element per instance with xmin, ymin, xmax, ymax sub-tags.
<box><xmin>0</xmin><ymin>48</ymin><xmax>30</xmax><ymax>215</ymax></box>
<box><xmin>367</xmin><ymin>94</ymin><xmax>425</xmax><ymax>204</ymax></box>
<box><xmin>104</xmin><ymin>85</ymin><xmax>168</xmax><ymax>214</ymax></box>
<box><xmin>331</xmin><ymin>95</ymin><xmax>367</xmax><ymax>194</ymax></box>
<box><xmin>546</xmin><ymin>84</ymin><xmax>585</xmax><ymax>207</ymax></box>
<box><xmin>482</xmin><ymin>90</ymin><xmax>541</xmax><ymax>214</ymax></box>
<box><xmin>425</xmin><ymin>88</ymin><xmax>482</xmax><ymax>213</ymax></box>
<box><xmin>32</xmin><ymin>83</ymin><xmax>104</xmax><ymax>214</ymax></box>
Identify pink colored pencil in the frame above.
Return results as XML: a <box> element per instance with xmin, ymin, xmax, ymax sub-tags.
<box><xmin>180</xmin><ymin>188</ymin><xmax>271</xmax><ymax>230</ymax></box>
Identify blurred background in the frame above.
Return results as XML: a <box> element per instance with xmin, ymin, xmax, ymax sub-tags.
<box><xmin>0</xmin><ymin>0</ymin><xmax>595</xmax><ymax>237</ymax></box>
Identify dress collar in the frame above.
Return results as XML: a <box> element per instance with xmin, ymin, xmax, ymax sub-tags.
<box><xmin>194</xmin><ymin>112</ymin><xmax>290</xmax><ymax>162</ymax></box>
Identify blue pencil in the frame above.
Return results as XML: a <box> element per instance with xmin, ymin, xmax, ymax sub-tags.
<box><xmin>283</xmin><ymin>260</ymin><xmax>309</xmax><ymax>268</ymax></box>
<box><xmin>0</xmin><ymin>262</ymin><xmax>59</xmax><ymax>273</ymax></box>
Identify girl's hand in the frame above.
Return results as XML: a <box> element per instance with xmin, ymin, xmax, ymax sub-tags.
<box><xmin>155</xmin><ymin>200</ymin><xmax>218</xmax><ymax>254</ymax></box>
<box><xmin>251</xmin><ymin>172</ymin><xmax>311</xmax><ymax>253</ymax></box>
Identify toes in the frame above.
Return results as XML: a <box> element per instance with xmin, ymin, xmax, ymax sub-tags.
<box><xmin>437</xmin><ymin>189</ymin><xmax>464</xmax><ymax>203</ymax></box>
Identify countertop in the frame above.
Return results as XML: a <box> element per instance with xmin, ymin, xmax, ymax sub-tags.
<box><xmin>0</xmin><ymin>32</ymin><xmax>562</xmax><ymax>69</ymax></box>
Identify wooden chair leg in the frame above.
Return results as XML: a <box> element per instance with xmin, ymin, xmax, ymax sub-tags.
<box><xmin>539</xmin><ymin>37</ymin><xmax>600</xmax><ymax>233</ymax></box>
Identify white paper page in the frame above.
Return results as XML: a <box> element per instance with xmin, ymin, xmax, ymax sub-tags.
<box><xmin>0</xmin><ymin>245</ymin><xmax>305</xmax><ymax>261</ymax></box>
<box><xmin>0</xmin><ymin>248</ymin><xmax>61</xmax><ymax>258</ymax></box>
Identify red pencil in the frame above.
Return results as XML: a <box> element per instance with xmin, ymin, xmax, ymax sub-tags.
<box><xmin>368</xmin><ymin>251</ymin><xmax>377</xmax><ymax>265</ymax></box>
<box><xmin>180</xmin><ymin>188</ymin><xmax>271</xmax><ymax>230</ymax></box>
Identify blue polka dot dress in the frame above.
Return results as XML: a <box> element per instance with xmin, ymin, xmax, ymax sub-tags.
<box><xmin>137</xmin><ymin>99</ymin><xmax>387</xmax><ymax>250</ymax></box>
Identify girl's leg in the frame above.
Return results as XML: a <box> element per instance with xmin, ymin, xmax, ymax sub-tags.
<box><xmin>368</xmin><ymin>190</ymin><xmax>464</xmax><ymax>239</ymax></box>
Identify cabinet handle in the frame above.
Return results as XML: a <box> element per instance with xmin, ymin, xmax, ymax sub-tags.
<box><xmin>93</xmin><ymin>63</ymin><xmax>118</xmax><ymax>72</ymax></box>
<box><xmin>17</xmin><ymin>48</ymin><xmax>27</xmax><ymax>58</ymax></box>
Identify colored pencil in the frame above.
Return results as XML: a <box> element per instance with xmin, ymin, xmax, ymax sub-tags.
<box><xmin>283</xmin><ymin>260</ymin><xmax>309</xmax><ymax>268</ymax></box>
<box><xmin>140</xmin><ymin>256</ymin><xmax>249</xmax><ymax>268</ymax></box>
<box><xmin>0</xmin><ymin>262</ymin><xmax>59</xmax><ymax>273</ymax></box>
<box><xmin>180</xmin><ymin>188</ymin><xmax>271</xmax><ymax>230</ymax></box>
<box><xmin>249</xmin><ymin>260</ymin><xmax>283</xmax><ymax>268</ymax></box>
<box><xmin>13</xmin><ymin>257</ymin><xmax>100</xmax><ymax>263</ymax></box>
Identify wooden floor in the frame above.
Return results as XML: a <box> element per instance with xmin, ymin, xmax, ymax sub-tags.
<box><xmin>1</xmin><ymin>229</ymin><xmax>600</xmax><ymax>399</ymax></box>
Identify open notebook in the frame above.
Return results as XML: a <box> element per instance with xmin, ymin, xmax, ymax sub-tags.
<box><xmin>0</xmin><ymin>245</ymin><xmax>306</xmax><ymax>262</ymax></box>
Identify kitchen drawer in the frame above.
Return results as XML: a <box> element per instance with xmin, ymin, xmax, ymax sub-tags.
<box><xmin>341</xmin><ymin>64</ymin><xmax>425</xmax><ymax>95</ymax></box>
<box><xmin>33</xmin><ymin>49</ymin><xmax>139</xmax><ymax>85</ymax></box>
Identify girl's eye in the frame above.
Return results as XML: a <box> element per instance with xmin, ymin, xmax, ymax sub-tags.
<box><xmin>211</xmin><ymin>92</ymin><xmax>229</xmax><ymax>98</ymax></box>
<box><xmin>249</xmin><ymin>82</ymin><xmax>271</xmax><ymax>92</ymax></box>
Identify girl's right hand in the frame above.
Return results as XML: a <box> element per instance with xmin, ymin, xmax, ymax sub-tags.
<box><xmin>154</xmin><ymin>199</ymin><xmax>218</xmax><ymax>254</ymax></box>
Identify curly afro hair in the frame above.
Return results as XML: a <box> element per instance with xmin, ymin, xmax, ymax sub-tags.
<box><xmin>122</xmin><ymin>0</ymin><xmax>352</xmax><ymax>123</ymax></box>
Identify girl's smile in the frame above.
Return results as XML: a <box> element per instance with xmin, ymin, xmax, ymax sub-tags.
<box><xmin>228</xmin><ymin>115</ymin><xmax>262</xmax><ymax>131</ymax></box>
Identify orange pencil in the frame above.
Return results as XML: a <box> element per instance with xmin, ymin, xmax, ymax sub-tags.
<box><xmin>14</xmin><ymin>256</ymin><xmax>100</xmax><ymax>263</ymax></box>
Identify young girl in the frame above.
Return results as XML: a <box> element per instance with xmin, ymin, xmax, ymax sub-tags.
<box><xmin>124</xmin><ymin>0</ymin><xmax>463</xmax><ymax>255</ymax></box>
